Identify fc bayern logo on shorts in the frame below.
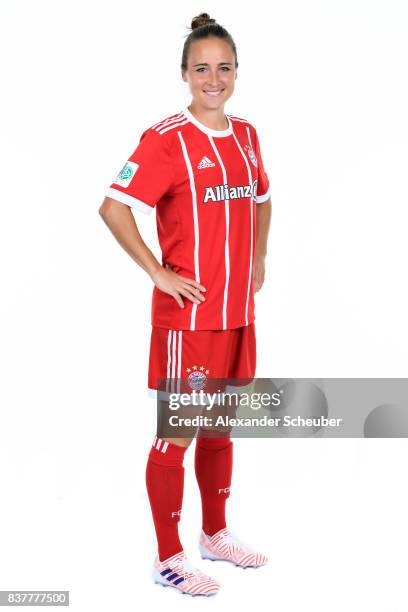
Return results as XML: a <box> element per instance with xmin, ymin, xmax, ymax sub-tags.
<box><xmin>244</xmin><ymin>145</ymin><xmax>257</xmax><ymax>168</ymax></box>
<box><xmin>186</xmin><ymin>365</ymin><xmax>210</xmax><ymax>390</ymax></box>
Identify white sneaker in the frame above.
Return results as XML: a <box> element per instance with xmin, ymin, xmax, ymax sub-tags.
<box><xmin>200</xmin><ymin>527</ymin><xmax>268</xmax><ymax>568</ymax></box>
<box><xmin>153</xmin><ymin>550</ymin><xmax>221</xmax><ymax>596</ymax></box>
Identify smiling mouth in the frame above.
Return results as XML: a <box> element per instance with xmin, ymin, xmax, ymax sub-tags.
<box><xmin>203</xmin><ymin>89</ymin><xmax>225</xmax><ymax>96</ymax></box>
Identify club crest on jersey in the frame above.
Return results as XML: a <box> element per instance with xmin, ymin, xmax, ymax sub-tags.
<box><xmin>186</xmin><ymin>365</ymin><xmax>210</xmax><ymax>390</ymax></box>
<box><xmin>244</xmin><ymin>144</ymin><xmax>258</xmax><ymax>168</ymax></box>
<box><xmin>114</xmin><ymin>161</ymin><xmax>138</xmax><ymax>187</ymax></box>
<box><xmin>203</xmin><ymin>180</ymin><xmax>258</xmax><ymax>203</ymax></box>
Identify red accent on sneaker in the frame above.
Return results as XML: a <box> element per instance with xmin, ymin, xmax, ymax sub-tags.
<box><xmin>154</xmin><ymin>550</ymin><xmax>220</xmax><ymax>596</ymax></box>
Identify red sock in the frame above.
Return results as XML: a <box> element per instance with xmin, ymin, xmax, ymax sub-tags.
<box><xmin>194</xmin><ymin>434</ymin><xmax>233</xmax><ymax>537</ymax></box>
<box><xmin>145</xmin><ymin>436</ymin><xmax>187</xmax><ymax>562</ymax></box>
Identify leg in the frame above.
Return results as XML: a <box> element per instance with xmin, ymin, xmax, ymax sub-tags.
<box><xmin>194</xmin><ymin>326</ymin><xmax>267</xmax><ymax>568</ymax></box>
<box><xmin>146</xmin><ymin>433</ymin><xmax>192</xmax><ymax>562</ymax></box>
<box><xmin>194</xmin><ymin>422</ymin><xmax>233</xmax><ymax>537</ymax></box>
<box><xmin>146</xmin><ymin>327</ymin><xmax>223</xmax><ymax>593</ymax></box>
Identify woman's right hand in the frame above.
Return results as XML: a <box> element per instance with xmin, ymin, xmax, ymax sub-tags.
<box><xmin>150</xmin><ymin>264</ymin><xmax>207</xmax><ymax>309</ymax></box>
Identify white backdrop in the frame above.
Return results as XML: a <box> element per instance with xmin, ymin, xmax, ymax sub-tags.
<box><xmin>1</xmin><ymin>1</ymin><xmax>407</xmax><ymax>610</ymax></box>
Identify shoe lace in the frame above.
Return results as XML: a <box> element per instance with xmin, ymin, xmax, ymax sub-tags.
<box><xmin>173</xmin><ymin>556</ymin><xmax>206</xmax><ymax>582</ymax></box>
<box><xmin>219</xmin><ymin>531</ymin><xmax>248</xmax><ymax>552</ymax></box>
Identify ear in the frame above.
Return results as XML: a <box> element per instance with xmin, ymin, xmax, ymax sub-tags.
<box><xmin>181</xmin><ymin>69</ymin><xmax>187</xmax><ymax>82</ymax></box>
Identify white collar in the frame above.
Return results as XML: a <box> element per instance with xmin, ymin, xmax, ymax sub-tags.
<box><xmin>183</xmin><ymin>106</ymin><xmax>233</xmax><ymax>137</ymax></box>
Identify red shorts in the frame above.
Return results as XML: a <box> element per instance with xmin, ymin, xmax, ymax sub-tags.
<box><xmin>147</xmin><ymin>323</ymin><xmax>256</xmax><ymax>400</ymax></box>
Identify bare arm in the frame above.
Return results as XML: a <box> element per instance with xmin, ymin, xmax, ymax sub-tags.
<box><xmin>253</xmin><ymin>197</ymin><xmax>272</xmax><ymax>292</ymax></box>
<box><xmin>98</xmin><ymin>197</ymin><xmax>206</xmax><ymax>308</ymax></box>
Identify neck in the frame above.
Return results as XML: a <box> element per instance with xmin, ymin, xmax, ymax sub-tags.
<box><xmin>188</xmin><ymin>102</ymin><xmax>228</xmax><ymax>131</ymax></box>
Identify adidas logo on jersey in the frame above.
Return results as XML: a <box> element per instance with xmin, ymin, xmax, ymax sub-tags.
<box><xmin>197</xmin><ymin>156</ymin><xmax>216</xmax><ymax>169</ymax></box>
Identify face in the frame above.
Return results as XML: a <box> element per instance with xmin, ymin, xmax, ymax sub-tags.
<box><xmin>182</xmin><ymin>36</ymin><xmax>237</xmax><ymax>110</ymax></box>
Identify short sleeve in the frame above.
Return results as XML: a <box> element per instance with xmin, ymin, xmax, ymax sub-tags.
<box><xmin>106</xmin><ymin>128</ymin><xmax>174</xmax><ymax>215</ymax></box>
<box><xmin>253</xmin><ymin>128</ymin><xmax>270</xmax><ymax>203</ymax></box>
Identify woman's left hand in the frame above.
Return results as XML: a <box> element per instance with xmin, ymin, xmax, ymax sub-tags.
<box><xmin>253</xmin><ymin>253</ymin><xmax>266</xmax><ymax>293</ymax></box>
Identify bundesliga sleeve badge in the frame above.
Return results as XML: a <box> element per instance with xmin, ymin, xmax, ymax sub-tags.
<box><xmin>113</xmin><ymin>161</ymin><xmax>139</xmax><ymax>187</ymax></box>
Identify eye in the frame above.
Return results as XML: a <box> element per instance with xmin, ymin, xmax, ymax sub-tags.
<box><xmin>196</xmin><ymin>67</ymin><xmax>206</xmax><ymax>72</ymax></box>
<box><xmin>220</xmin><ymin>67</ymin><xmax>231</xmax><ymax>71</ymax></box>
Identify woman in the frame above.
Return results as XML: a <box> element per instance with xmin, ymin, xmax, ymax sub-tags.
<box><xmin>99</xmin><ymin>13</ymin><xmax>272</xmax><ymax>596</ymax></box>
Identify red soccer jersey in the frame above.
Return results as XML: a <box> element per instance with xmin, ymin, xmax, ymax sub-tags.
<box><xmin>106</xmin><ymin>107</ymin><xmax>270</xmax><ymax>331</ymax></box>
